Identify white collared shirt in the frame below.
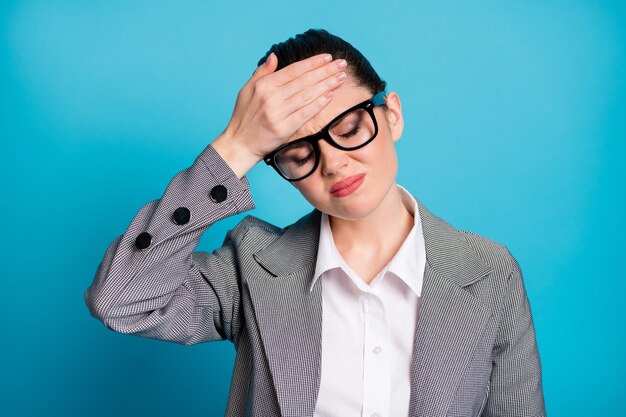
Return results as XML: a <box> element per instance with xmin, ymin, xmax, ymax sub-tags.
<box><xmin>311</xmin><ymin>184</ymin><xmax>426</xmax><ymax>417</ymax></box>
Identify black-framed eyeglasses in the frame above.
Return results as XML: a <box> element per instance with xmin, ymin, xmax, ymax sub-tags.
<box><xmin>263</xmin><ymin>90</ymin><xmax>388</xmax><ymax>181</ymax></box>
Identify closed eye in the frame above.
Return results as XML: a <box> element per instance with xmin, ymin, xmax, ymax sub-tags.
<box><xmin>294</xmin><ymin>152</ymin><xmax>314</xmax><ymax>166</ymax></box>
<box><xmin>339</xmin><ymin>125</ymin><xmax>360</xmax><ymax>138</ymax></box>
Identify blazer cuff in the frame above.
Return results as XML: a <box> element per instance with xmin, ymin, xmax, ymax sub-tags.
<box><xmin>196</xmin><ymin>143</ymin><xmax>254</xmax><ymax>213</ymax></box>
<box><xmin>124</xmin><ymin>143</ymin><xmax>255</xmax><ymax>254</ymax></box>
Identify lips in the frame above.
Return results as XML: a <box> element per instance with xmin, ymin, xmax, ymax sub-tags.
<box><xmin>330</xmin><ymin>173</ymin><xmax>366</xmax><ymax>193</ymax></box>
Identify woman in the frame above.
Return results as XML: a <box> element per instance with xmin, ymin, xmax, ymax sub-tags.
<box><xmin>85</xmin><ymin>29</ymin><xmax>546</xmax><ymax>417</ymax></box>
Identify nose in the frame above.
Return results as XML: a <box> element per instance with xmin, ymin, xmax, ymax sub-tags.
<box><xmin>318</xmin><ymin>138</ymin><xmax>349</xmax><ymax>176</ymax></box>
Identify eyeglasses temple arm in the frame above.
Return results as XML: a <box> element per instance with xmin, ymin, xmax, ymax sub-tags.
<box><xmin>372</xmin><ymin>90</ymin><xmax>387</xmax><ymax>106</ymax></box>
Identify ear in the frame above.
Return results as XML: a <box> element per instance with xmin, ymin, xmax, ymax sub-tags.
<box><xmin>383</xmin><ymin>91</ymin><xmax>404</xmax><ymax>143</ymax></box>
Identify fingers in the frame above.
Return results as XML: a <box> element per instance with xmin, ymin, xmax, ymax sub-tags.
<box><xmin>277</xmin><ymin>57</ymin><xmax>347</xmax><ymax>102</ymax></box>
<box><xmin>239</xmin><ymin>52</ymin><xmax>348</xmax><ymax>153</ymax></box>
<box><xmin>251</xmin><ymin>52</ymin><xmax>278</xmax><ymax>80</ymax></box>
<box><xmin>266</xmin><ymin>53</ymin><xmax>334</xmax><ymax>86</ymax></box>
<box><xmin>283</xmin><ymin>90</ymin><xmax>335</xmax><ymax>134</ymax></box>
<box><xmin>279</xmin><ymin>69</ymin><xmax>347</xmax><ymax>119</ymax></box>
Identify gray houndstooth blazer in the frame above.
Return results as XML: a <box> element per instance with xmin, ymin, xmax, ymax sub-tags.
<box><xmin>85</xmin><ymin>144</ymin><xmax>546</xmax><ymax>417</ymax></box>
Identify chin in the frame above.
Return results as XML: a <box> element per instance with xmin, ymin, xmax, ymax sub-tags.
<box><xmin>317</xmin><ymin>195</ymin><xmax>381</xmax><ymax>221</ymax></box>
<box><xmin>301</xmin><ymin>178</ymin><xmax>392</xmax><ymax>220</ymax></box>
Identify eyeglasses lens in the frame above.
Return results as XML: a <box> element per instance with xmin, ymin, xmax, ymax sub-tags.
<box><xmin>274</xmin><ymin>108</ymin><xmax>375</xmax><ymax>180</ymax></box>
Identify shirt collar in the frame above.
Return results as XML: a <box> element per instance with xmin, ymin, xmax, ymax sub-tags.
<box><xmin>310</xmin><ymin>184</ymin><xmax>426</xmax><ymax>296</ymax></box>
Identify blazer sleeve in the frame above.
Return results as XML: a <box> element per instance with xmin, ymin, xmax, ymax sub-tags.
<box><xmin>482</xmin><ymin>253</ymin><xmax>547</xmax><ymax>417</ymax></box>
<box><xmin>84</xmin><ymin>144</ymin><xmax>256</xmax><ymax>346</ymax></box>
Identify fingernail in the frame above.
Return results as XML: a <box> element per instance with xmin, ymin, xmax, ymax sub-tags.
<box><xmin>265</xmin><ymin>53</ymin><xmax>274</xmax><ymax>65</ymax></box>
<box><xmin>322</xmin><ymin>54</ymin><xmax>332</xmax><ymax>62</ymax></box>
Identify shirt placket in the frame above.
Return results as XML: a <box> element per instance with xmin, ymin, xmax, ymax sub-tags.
<box><xmin>361</xmin><ymin>285</ymin><xmax>390</xmax><ymax>417</ymax></box>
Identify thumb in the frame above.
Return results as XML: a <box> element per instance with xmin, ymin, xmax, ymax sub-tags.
<box><xmin>252</xmin><ymin>52</ymin><xmax>278</xmax><ymax>79</ymax></box>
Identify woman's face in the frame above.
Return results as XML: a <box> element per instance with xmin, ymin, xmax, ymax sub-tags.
<box><xmin>287</xmin><ymin>78</ymin><xmax>404</xmax><ymax>221</ymax></box>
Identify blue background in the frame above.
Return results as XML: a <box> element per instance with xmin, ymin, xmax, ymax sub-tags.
<box><xmin>2</xmin><ymin>1</ymin><xmax>624</xmax><ymax>416</ymax></box>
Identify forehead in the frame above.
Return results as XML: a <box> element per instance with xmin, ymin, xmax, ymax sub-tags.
<box><xmin>287</xmin><ymin>82</ymin><xmax>372</xmax><ymax>142</ymax></box>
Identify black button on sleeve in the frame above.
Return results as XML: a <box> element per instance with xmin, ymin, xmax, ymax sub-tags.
<box><xmin>210</xmin><ymin>185</ymin><xmax>227</xmax><ymax>203</ymax></box>
<box><xmin>135</xmin><ymin>232</ymin><xmax>152</xmax><ymax>250</ymax></box>
<box><xmin>172</xmin><ymin>207</ymin><xmax>191</xmax><ymax>225</ymax></box>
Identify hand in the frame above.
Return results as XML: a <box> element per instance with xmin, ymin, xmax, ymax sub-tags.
<box><xmin>212</xmin><ymin>52</ymin><xmax>348</xmax><ymax>178</ymax></box>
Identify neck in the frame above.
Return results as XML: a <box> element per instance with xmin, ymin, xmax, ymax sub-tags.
<box><xmin>329</xmin><ymin>184</ymin><xmax>414</xmax><ymax>257</ymax></box>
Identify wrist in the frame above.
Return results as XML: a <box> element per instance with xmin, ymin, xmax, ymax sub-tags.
<box><xmin>211</xmin><ymin>132</ymin><xmax>262</xmax><ymax>180</ymax></box>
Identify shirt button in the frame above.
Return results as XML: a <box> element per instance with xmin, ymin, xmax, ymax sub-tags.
<box><xmin>210</xmin><ymin>185</ymin><xmax>227</xmax><ymax>203</ymax></box>
<box><xmin>372</xmin><ymin>346</ymin><xmax>382</xmax><ymax>355</ymax></box>
<box><xmin>135</xmin><ymin>232</ymin><xmax>152</xmax><ymax>250</ymax></box>
<box><xmin>171</xmin><ymin>207</ymin><xmax>191</xmax><ymax>225</ymax></box>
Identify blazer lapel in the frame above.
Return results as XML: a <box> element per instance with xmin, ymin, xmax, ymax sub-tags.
<box><xmin>409</xmin><ymin>200</ymin><xmax>493</xmax><ymax>416</ymax></box>
<box><xmin>248</xmin><ymin>209</ymin><xmax>323</xmax><ymax>417</ymax></box>
<box><xmin>247</xmin><ymin>200</ymin><xmax>494</xmax><ymax>417</ymax></box>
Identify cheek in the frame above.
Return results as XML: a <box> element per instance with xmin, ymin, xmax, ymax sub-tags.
<box><xmin>358</xmin><ymin>133</ymin><xmax>398</xmax><ymax>173</ymax></box>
